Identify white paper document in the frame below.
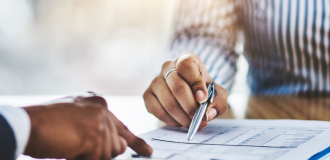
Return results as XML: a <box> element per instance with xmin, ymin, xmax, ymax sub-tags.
<box><xmin>119</xmin><ymin>119</ymin><xmax>330</xmax><ymax>160</ymax></box>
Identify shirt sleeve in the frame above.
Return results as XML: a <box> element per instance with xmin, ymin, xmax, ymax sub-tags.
<box><xmin>0</xmin><ymin>113</ymin><xmax>16</xmax><ymax>160</ymax></box>
<box><xmin>170</xmin><ymin>0</ymin><xmax>242</xmax><ymax>92</ymax></box>
<box><xmin>0</xmin><ymin>105</ymin><xmax>31</xmax><ymax>159</ymax></box>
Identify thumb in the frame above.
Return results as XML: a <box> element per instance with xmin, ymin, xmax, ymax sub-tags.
<box><xmin>176</xmin><ymin>54</ymin><xmax>208</xmax><ymax>103</ymax></box>
<box><xmin>194</xmin><ymin>82</ymin><xmax>208</xmax><ymax>103</ymax></box>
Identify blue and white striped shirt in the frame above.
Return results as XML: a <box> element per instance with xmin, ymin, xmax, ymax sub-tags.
<box><xmin>170</xmin><ymin>0</ymin><xmax>330</xmax><ymax>95</ymax></box>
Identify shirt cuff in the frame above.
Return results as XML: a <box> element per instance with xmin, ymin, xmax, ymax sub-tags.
<box><xmin>0</xmin><ymin>105</ymin><xmax>31</xmax><ymax>158</ymax></box>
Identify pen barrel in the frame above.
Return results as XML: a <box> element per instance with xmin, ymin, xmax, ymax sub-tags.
<box><xmin>187</xmin><ymin>102</ymin><xmax>208</xmax><ymax>140</ymax></box>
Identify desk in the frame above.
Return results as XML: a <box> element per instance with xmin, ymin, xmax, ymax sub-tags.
<box><xmin>1</xmin><ymin>94</ymin><xmax>329</xmax><ymax>160</ymax></box>
<box><xmin>222</xmin><ymin>94</ymin><xmax>330</xmax><ymax>120</ymax></box>
<box><xmin>245</xmin><ymin>96</ymin><xmax>330</xmax><ymax>120</ymax></box>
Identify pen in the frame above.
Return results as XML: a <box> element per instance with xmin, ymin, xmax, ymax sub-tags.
<box><xmin>187</xmin><ymin>81</ymin><xmax>216</xmax><ymax>141</ymax></box>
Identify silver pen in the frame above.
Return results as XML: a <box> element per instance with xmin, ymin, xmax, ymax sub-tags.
<box><xmin>187</xmin><ymin>81</ymin><xmax>216</xmax><ymax>141</ymax></box>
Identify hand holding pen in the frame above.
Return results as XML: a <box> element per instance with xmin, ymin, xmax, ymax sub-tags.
<box><xmin>187</xmin><ymin>81</ymin><xmax>216</xmax><ymax>141</ymax></box>
<box><xmin>143</xmin><ymin>52</ymin><xmax>229</xmax><ymax>130</ymax></box>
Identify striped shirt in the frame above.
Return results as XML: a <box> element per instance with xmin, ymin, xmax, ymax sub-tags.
<box><xmin>170</xmin><ymin>0</ymin><xmax>330</xmax><ymax>95</ymax></box>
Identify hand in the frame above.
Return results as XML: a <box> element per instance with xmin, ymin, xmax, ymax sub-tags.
<box><xmin>143</xmin><ymin>52</ymin><xmax>228</xmax><ymax>129</ymax></box>
<box><xmin>23</xmin><ymin>96</ymin><xmax>153</xmax><ymax>160</ymax></box>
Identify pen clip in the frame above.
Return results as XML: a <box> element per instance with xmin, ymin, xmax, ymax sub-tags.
<box><xmin>210</xmin><ymin>84</ymin><xmax>215</xmax><ymax>103</ymax></box>
<box><xmin>207</xmin><ymin>81</ymin><xmax>216</xmax><ymax>104</ymax></box>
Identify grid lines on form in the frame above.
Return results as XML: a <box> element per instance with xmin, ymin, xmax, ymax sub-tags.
<box><xmin>152</xmin><ymin>125</ymin><xmax>325</xmax><ymax>148</ymax></box>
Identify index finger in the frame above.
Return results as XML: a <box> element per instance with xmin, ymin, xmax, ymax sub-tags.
<box><xmin>119</xmin><ymin>124</ymin><xmax>153</xmax><ymax>155</ymax></box>
<box><xmin>108</xmin><ymin>112</ymin><xmax>153</xmax><ymax>155</ymax></box>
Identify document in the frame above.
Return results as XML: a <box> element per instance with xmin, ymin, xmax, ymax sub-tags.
<box><xmin>118</xmin><ymin>119</ymin><xmax>330</xmax><ymax>160</ymax></box>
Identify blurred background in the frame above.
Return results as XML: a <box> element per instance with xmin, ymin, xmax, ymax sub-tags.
<box><xmin>0</xmin><ymin>0</ymin><xmax>249</xmax><ymax>95</ymax></box>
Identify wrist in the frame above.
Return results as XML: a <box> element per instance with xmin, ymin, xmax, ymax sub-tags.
<box><xmin>22</xmin><ymin>106</ymin><xmax>43</xmax><ymax>156</ymax></box>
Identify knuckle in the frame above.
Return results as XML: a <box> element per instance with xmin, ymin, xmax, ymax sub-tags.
<box><xmin>143</xmin><ymin>90</ymin><xmax>149</xmax><ymax>100</ymax></box>
<box><xmin>191</xmin><ymin>79</ymin><xmax>204</xmax><ymax>88</ymax></box>
<box><xmin>148</xmin><ymin>76</ymin><xmax>163</xmax><ymax>92</ymax></box>
<box><xmin>162</xmin><ymin>60</ymin><xmax>171</xmax><ymax>68</ymax></box>
<box><xmin>122</xmin><ymin>124</ymin><xmax>129</xmax><ymax>131</ymax></box>
<box><xmin>88</xmin><ymin>106</ymin><xmax>103</xmax><ymax>117</ymax></box>
<box><xmin>157</xmin><ymin>112</ymin><xmax>169</xmax><ymax>121</ymax></box>
<box><xmin>82</xmin><ymin>96</ymin><xmax>108</xmax><ymax>108</ymax></box>
<box><xmin>96</xmin><ymin>106</ymin><xmax>108</xmax><ymax>117</ymax></box>
<box><xmin>145</xmin><ymin>105</ymin><xmax>154</xmax><ymax>114</ymax></box>
<box><xmin>144</xmin><ymin>100</ymin><xmax>156</xmax><ymax>115</ymax></box>
<box><xmin>88</xmin><ymin>107</ymin><xmax>107</xmax><ymax>133</ymax></box>
<box><xmin>95</xmin><ymin>122</ymin><xmax>105</xmax><ymax>134</ymax></box>
<box><xmin>151</xmin><ymin>76</ymin><xmax>162</xmax><ymax>87</ymax></box>
<box><xmin>163</xmin><ymin>101</ymin><xmax>177</xmax><ymax>113</ymax></box>
<box><xmin>162</xmin><ymin>60</ymin><xmax>175</xmax><ymax>71</ymax></box>
<box><xmin>170</xmin><ymin>82</ymin><xmax>186</xmax><ymax>94</ymax></box>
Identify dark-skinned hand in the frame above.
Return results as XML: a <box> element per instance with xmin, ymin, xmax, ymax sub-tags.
<box><xmin>23</xmin><ymin>96</ymin><xmax>153</xmax><ymax>160</ymax></box>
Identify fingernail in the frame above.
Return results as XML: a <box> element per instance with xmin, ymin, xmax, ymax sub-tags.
<box><xmin>195</xmin><ymin>90</ymin><xmax>207</xmax><ymax>103</ymax></box>
<box><xmin>207</xmin><ymin>108</ymin><xmax>217</xmax><ymax>121</ymax></box>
